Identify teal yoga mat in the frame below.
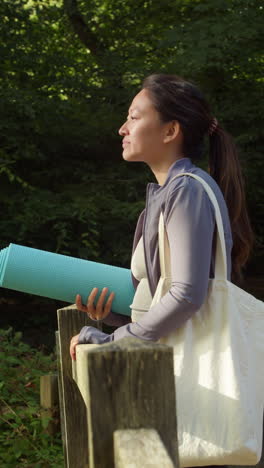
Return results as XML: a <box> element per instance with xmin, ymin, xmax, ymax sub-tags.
<box><xmin>0</xmin><ymin>244</ymin><xmax>134</xmax><ymax>316</ymax></box>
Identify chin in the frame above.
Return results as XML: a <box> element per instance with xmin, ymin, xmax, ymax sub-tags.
<box><xmin>122</xmin><ymin>151</ymin><xmax>135</xmax><ymax>161</ymax></box>
<box><xmin>123</xmin><ymin>154</ymin><xmax>134</xmax><ymax>161</ymax></box>
<box><xmin>122</xmin><ymin>149</ymin><xmax>142</xmax><ymax>162</ymax></box>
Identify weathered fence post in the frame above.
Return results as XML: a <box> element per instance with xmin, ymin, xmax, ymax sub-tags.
<box><xmin>74</xmin><ymin>337</ymin><xmax>179</xmax><ymax>468</ymax></box>
<box><xmin>56</xmin><ymin>305</ymin><xmax>98</xmax><ymax>468</ymax></box>
<box><xmin>40</xmin><ymin>374</ymin><xmax>59</xmax><ymax>435</ymax></box>
<box><xmin>114</xmin><ymin>428</ymin><xmax>175</xmax><ymax>467</ymax></box>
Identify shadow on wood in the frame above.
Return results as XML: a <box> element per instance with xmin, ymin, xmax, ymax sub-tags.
<box><xmin>57</xmin><ymin>305</ymin><xmax>97</xmax><ymax>468</ymax></box>
<box><xmin>74</xmin><ymin>338</ymin><xmax>179</xmax><ymax>468</ymax></box>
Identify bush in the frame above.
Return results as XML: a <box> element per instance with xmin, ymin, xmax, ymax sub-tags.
<box><xmin>0</xmin><ymin>328</ymin><xmax>63</xmax><ymax>467</ymax></box>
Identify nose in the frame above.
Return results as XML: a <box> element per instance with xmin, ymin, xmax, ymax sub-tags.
<box><xmin>118</xmin><ymin>121</ymin><xmax>128</xmax><ymax>136</ymax></box>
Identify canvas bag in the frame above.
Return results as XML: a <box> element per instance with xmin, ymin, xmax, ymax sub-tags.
<box><xmin>150</xmin><ymin>172</ymin><xmax>264</xmax><ymax>467</ymax></box>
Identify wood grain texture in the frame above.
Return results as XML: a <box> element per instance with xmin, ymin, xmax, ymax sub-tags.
<box><xmin>40</xmin><ymin>374</ymin><xmax>59</xmax><ymax>436</ymax></box>
<box><xmin>114</xmin><ymin>428</ymin><xmax>175</xmax><ymax>468</ymax></box>
<box><xmin>57</xmin><ymin>305</ymin><xmax>95</xmax><ymax>468</ymax></box>
<box><xmin>40</xmin><ymin>374</ymin><xmax>58</xmax><ymax>409</ymax></box>
<box><xmin>75</xmin><ymin>337</ymin><xmax>179</xmax><ymax>468</ymax></box>
<box><xmin>56</xmin><ymin>330</ymin><xmax>67</xmax><ymax>466</ymax></box>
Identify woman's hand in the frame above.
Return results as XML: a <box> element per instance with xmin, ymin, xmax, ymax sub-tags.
<box><xmin>70</xmin><ymin>333</ymin><xmax>80</xmax><ymax>361</ymax></box>
<box><xmin>75</xmin><ymin>287</ymin><xmax>115</xmax><ymax>321</ymax></box>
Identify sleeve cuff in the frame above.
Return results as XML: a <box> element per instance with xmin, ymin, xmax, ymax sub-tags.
<box><xmin>78</xmin><ymin>326</ymin><xmax>113</xmax><ymax>344</ymax></box>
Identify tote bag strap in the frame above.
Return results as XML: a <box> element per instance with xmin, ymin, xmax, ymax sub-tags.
<box><xmin>158</xmin><ymin>211</ymin><xmax>171</xmax><ymax>279</ymax></box>
<box><xmin>159</xmin><ymin>172</ymin><xmax>227</xmax><ymax>280</ymax></box>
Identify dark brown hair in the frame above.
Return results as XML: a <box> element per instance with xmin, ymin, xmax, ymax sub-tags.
<box><xmin>142</xmin><ymin>74</ymin><xmax>254</xmax><ymax>281</ymax></box>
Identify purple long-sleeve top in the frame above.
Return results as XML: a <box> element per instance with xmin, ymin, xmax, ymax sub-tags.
<box><xmin>78</xmin><ymin>158</ymin><xmax>233</xmax><ymax>345</ymax></box>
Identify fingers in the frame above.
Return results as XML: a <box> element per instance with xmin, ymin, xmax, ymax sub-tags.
<box><xmin>93</xmin><ymin>288</ymin><xmax>115</xmax><ymax>320</ymax></box>
<box><xmin>70</xmin><ymin>334</ymin><xmax>79</xmax><ymax>361</ymax></box>
<box><xmin>75</xmin><ymin>294</ymin><xmax>85</xmax><ymax>311</ymax></box>
<box><xmin>96</xmin><ymin>287</ymin><xmax>109</xmax><ymax>310</ymax></box>
<box><xmin>70</xmin><ymin>343</ymin><xmax>76</xmax><ymax>360</ymax></box>
<box><xmin>75</xmin><ymin>287</ymin><xmax>115</xmax><ymax>321</ymax></box>
<box><xmin>87</xmin><ymin>287</ymin><xmax>99</xmax><ymax>309</ymax></box>
<box><xmin>75</xmin><ymin>288</ymin><xmax>98</xmax><ymax>313</ymax></box>
<box><xmin>101</xmin><ymin>291</ymin><xmax>115</xmax><ymax>319</ymax></box>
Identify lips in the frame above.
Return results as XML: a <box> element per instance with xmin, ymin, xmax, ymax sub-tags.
<box><xmin>122</xmin><ymin>140</ymin><xmax>130</xmax><ymax>146</ymax></box>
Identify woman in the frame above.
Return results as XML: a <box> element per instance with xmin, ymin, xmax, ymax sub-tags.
<box><xmin>70</xmin><ymin>74</ymin><xmax>253</xmax><ymax>360</ymax></box>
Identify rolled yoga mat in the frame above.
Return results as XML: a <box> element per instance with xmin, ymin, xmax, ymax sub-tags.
<box><xmin>0</xmin><ymin>243</ymin><xmax>134</xmax><ymax>317</ymax></box>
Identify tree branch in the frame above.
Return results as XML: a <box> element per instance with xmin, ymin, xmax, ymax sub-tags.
<box><xmin>63</xmin><ymin>0</ymin><xmax>102</xmax><ymax>55</ymax></box>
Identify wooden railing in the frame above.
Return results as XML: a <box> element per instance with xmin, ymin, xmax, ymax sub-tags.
<box><xmin>40</xmin><ymin>304</ymin><xmax>264</xmax><ymax>468</ymax></box>
<box><xmin>55</xmin><ymin>305</ymin><xmax>179</xmax><ymax>468</ymax></box>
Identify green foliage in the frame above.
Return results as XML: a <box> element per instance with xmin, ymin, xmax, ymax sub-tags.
<box><xmin>0</xmin><ymin>327</ymin><xmax>63</xmax><ymax>467</ymax></box>
<box><xmin>0</xmin><ymin>2</ymin><xmax>263</xmax><ymax>458</ymax></box>
<box><xmin>0</xmin><ymin>0</ymin><xmax>263</xmax><ymax>267</ymax></box>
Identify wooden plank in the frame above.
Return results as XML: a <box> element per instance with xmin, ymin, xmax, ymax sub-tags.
<box><xmin>57</xmin><ymin>305</ymin><xmax>96</xmax><ymax>468</ymax></box>
<box><xmin>40</xmin><ymin>374</ymin><xmax>59</xmax><ymax>436</ymax></box>
<box><xmin>114</xmin><ymin>428</ymin><xmax>175</xmax><ymax>468</ymax></box>
<box><xmin>40</xmin><ymin>374</ymin><xmax>59</xmax><ymax>408</ymax></box>
<box><xmin>72</xmin><ymin>344</ymin><xmax>99</xmax><ymax>402</ymax></box>
<box><xmin>56</xmin><ymin>330</ymin><xmax>67</xmax><ymax>466</ymax></box>
<box><xmin>75</xmin><ymin>338</ymin><xmax>179</xmax><ymax>468</ymax></box>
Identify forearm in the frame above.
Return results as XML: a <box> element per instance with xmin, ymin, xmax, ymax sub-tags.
<box><xmin>78</xmin><ymin>326</ymin><xmax>114</xmax><ymax>344</ymax></box>
<box><xmin>112</xmin><ymin>294</ymin><xmax>200</xmax><ymax>341</ymax></box>
<box><xmin>78</xmin><ymin>180</ymin><xmax>215</xmax><ymax>345</ymax></box>
<box><xmin>111</xmin><ymin>179</ymin><xmax>215</xmax><ymax>343</ymax></box>
<box><xmin>77</xmin><ymin>291</ymin><xmax>200</xmax><ymax>344</ymax></box>
<box><xmin>78</xmin><ymin>312</ymin><xmax>131</xmax><ymax>344</ymax></box>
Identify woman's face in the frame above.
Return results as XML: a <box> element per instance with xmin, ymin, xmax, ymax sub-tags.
<box><xmin>119</xmin><ymin>89</ymin><xmax>168</xmax><ymax>165</ymax></box>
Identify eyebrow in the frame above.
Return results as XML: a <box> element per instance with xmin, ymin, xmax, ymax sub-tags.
<box><xmin>128</xmin><ymin>106</ymin><xmax>141</xmax><ymax>113</ymax></box>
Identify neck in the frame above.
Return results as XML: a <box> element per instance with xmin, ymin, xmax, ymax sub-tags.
<box><xmin>149</xmin><ymin>156</ymin><xmax>184</xmax><ymax>185</ymax></box>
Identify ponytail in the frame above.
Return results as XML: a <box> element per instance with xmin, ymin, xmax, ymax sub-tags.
<box><xmin>141</xmin><ymin>73</ymin><xmax>254</xmax><ymax>281</ymax></box>
<box><xmin>209</xmin><ymin>126</ymin><xmax>254</xmax><ymax>282</ymax></box>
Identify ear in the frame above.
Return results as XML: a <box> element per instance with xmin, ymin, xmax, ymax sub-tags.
<box><xmin>163</xmin><ymin>121</ymin><xmax>181</xmax><ymax>144</ymax></box>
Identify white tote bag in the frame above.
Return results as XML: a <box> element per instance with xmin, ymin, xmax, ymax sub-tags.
<box><xmin>150</xmin><ymin>173</ymin><xmax>264</xmax><ymax>467</ymax></box>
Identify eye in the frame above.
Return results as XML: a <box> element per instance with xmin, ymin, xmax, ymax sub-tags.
<box><xmin>126</xmin><ymin>114</ymin><xmax>138</xmax><ymax>121</ymax></box>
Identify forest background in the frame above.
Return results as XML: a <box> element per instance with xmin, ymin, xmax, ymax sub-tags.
<box><xmin>0</xmin><ymin>0</ymin><xmax>263</xmax><ymax>350</ymax></box>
